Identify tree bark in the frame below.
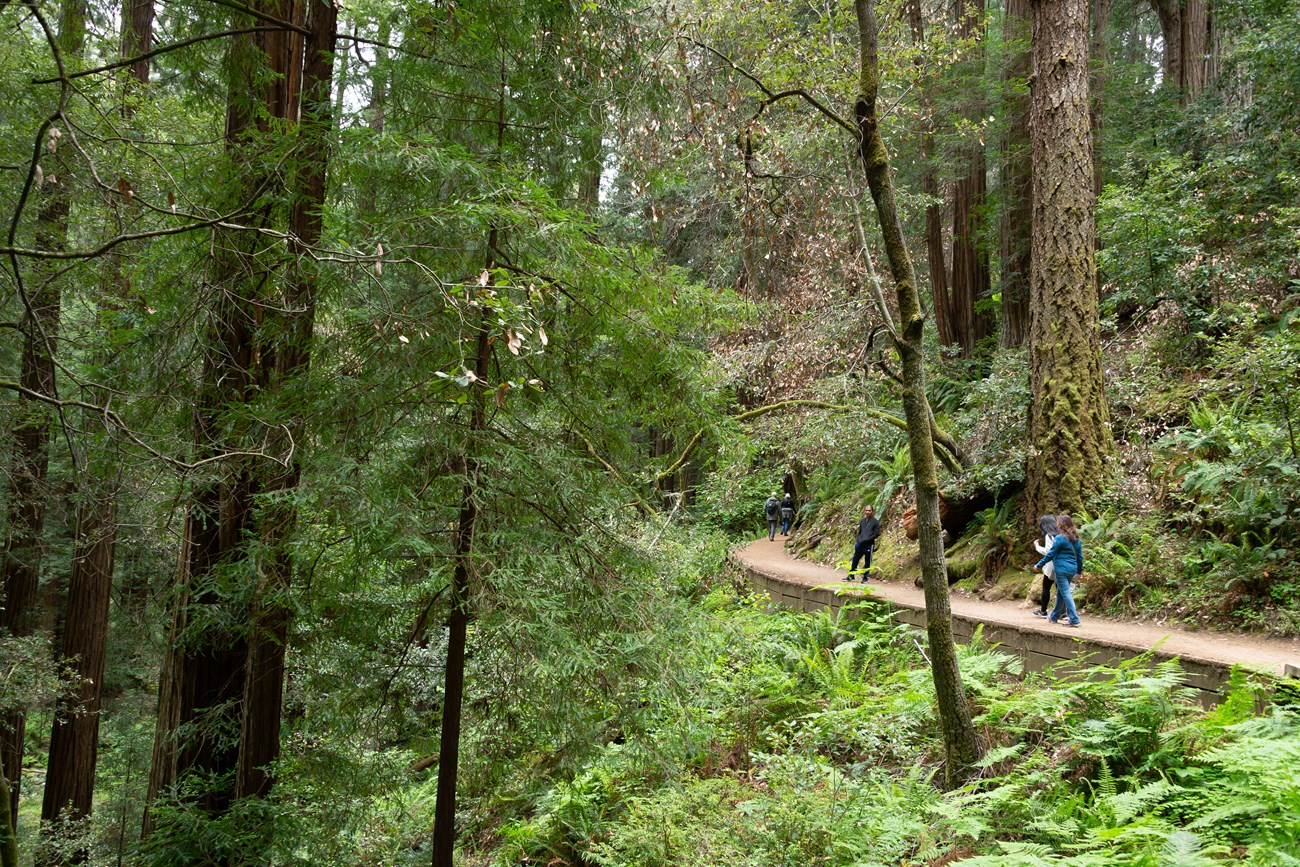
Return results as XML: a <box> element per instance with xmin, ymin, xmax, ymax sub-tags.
<box><xmin>121</xmin><ymin>0</ymin><xmax>153</xmax><ymax>93</ymax></box>
<box><xmin>1152</xmin><ymin>0</ymin><xmax>1214</xmax><ymax>103</ymax></box>
<box><xmin>999</xmin><ymin>0</ymin><xmax>1033</xmax><ymax>348</ymax></box>
<box><xmin>907</xmin><ymin>0</ymin><xmax>954</xmax><ymax>348</ymax></box>
<box><xmin>39</xmin><ymin>493</ymin><xmax>116</xmax><ymax>840</ymax></box>
<box><xmin>948</xmin><ymin>0</ymin><xmax>994</xmax><ymax>357</ymax></box>
<box><xmin>145</xmin><ymin>0</ymin><xmax>330</xmax><ymax>837</ymax></box>
<box><xmin>236</xmin><ymin>0</ymin><xmax>336</xmax><ymax>802</ymax></box>
<box><xmin>1026</xmin><ymin>0</ymin><xmax>1115</xmax><ymax>525</ymax></box>
<box><xmin>1</xmin><ymin>0</ymin><xmax>87</xmax><ymax>828</ymax></box>
<box><xmin>854</xmin><ymin>0</ymin><xmax>980</xmax><ymax>788</ymax></box>
<box><xmin>1089</xmin><ymin>0</ymin><xmax>1110</xmax><ymax>200</ymax></box>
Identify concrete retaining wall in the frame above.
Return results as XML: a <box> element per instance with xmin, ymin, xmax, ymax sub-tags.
<box><xmin>739</xmin><ymin>563</ymin><xmax>1240</xmax><ymax>707</ymax></box>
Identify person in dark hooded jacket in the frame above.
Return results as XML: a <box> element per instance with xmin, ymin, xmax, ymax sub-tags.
<box><xmin>849</xmin><ymin>505</ymin><xmax>880</xmax><ymax>580</ymax></box>
<box><xmin>763</xmin><ymin>493</ymin><xmax>781</xmax><ymax>541</ymax></box>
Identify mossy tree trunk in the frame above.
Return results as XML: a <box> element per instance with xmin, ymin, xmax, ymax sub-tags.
<box><xmin>854</xmin><ymin>0</ymin><xmax>981</xmax><ymax>788</ymax></box>
<box><xmin>1026</xmin><ymin>0</ymin><xmax>1115</xmax><ymax>524</ymax></box>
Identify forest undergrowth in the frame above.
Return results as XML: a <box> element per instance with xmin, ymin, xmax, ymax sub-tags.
<box><xmin>470</xmin><ymin>529</ymin><xmax>1300</xmax><ymax>867</ymax></box>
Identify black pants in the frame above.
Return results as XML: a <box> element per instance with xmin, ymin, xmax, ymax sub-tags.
<box><xmin>851</xmin><ymin>541</ymin><xmax>875</xmax><ymax>575</ymax></box>
<box><xmin>1038</xmin><ymin>575</ymin><xmax>1054</xmax><ymax>612</ymax></box>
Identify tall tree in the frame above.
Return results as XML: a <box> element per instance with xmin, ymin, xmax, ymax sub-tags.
<box><xmin>1151</xmin><ymin>0</ymin><xmax>1216</xmax><ymax>102</ymax></box>
<box><xmin>145</xmin><ymin>0</ymin><xmax>336</xmax><ymax>839</ymax></box>
<box><xmin>909</xmin><ymin>0</ymin><xmax>955</xmax><ymax>349</ymax></box>
<box><xmin>1025</xmin><ymin>0</ymin><xmax>1115</xmax><ymax>523</ymax></box>
<box><xmin>854</xmin><ymin>0</ymin><xmax>981</xmax><ymax>787</ymax></box>
<box><xmin>947</xmin><ymin>0</ymin><xmax>994</xmax><ymax>357</ymax></box>
<box><xmin>235</xmin><ymin>0</ymin><xmax>337</xmax><ymax>804</ymax></box>
<box><xmin>999</xmin><ymin>0</ymin><xmax>1033</xmax><ymax>347</ymax></box>
<box><xmin>1</xmin><ymin>0</ymin><xmax>86</xmax><ymax>828</ymax></box>
<box><xmin>39</xmin><ymin>1</ymin><xmax>153</xmax><ymax>846</ymax></box>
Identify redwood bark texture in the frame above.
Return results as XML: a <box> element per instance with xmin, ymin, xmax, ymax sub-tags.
<box><xmin>1152</xmin><ymin>0</ymin><xmax>1215</xmax><ymax>103</ymax></box>
<box><xmin>947</xmin><ymin>0</ymin><xmax>994</xmax><ymax>357</ymax></box>
<box><xmin>999</xmin><ymin>0</ymin><xmax>1033</xmax><ymax>347</ymax></box>
<box><xmin>855</xmin><ymin>0</ymin><xmax>980</xmax><ymax>787</ymax></box>
<box><xmin>145</xmin><ymin>0</ymin><xmax>336</xmax><ymax>840</ymax></box>
<box><xmin>40</xmin><ymin>494</ymin><xmax>117</xmax><ymax>832</ymax></box>
<box><xmin>1026</xmin><ymin>0</ymin><xmax>1115</xmax><ymax>524</ymax></box>
<box><xmin>907</xmin><ymin>0</ymin><xmax>954</xmax><ymax>348</ymax></box>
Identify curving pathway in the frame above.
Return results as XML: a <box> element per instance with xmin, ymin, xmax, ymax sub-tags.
<box><xmin>734</xmin><ymin>538</ymin><xmax>1300</xmax><ymax>678</ymax></box>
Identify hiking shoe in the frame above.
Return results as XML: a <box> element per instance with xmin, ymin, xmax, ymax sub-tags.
<box><xmin>1032</xmin><ymin>609</ymin><xmax>1047</xmax><ymax>617</ymax></box>
<box><xmin>1065</xmin><ymin>622</ymin><xmax>1081</xmax><ymax>628</ymax></box>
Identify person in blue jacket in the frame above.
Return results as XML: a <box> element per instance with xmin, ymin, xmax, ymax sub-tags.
<box><xmin>1034</xmin><ymin>513</ymin><xmax>1083</xmax><ymax>627</ymax></box>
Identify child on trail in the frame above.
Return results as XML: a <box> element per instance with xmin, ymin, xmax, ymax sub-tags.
<box><xmin>1034</xmin><ymin>513</ymin><xmax>1083</xmax><ymax>627</ymax></box>
<box><xmin>779</xmin><ymin>493</ymin><xmax>796</xmax><ymax>536</ymax></box>
<box><xmin>764</xmin><ymin>492</ymin><xmax>782</xmax><ymax>541</ymax></box>
<box><xmin>1031</xmin><ymin>514</ymin><xmax>1059</xmax><ymax>617</ymax></box>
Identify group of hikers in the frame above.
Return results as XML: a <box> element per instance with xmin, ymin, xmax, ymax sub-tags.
<box><xmin>762</xmin><ymin>492</ymin><xmax>1085</xmax><ymax>627</ymax></box>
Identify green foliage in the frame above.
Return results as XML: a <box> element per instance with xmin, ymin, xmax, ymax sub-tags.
<box><xmin>949</xmin><ymin>349</ymin><xmax>1029</xmax><ymax>498</ymax></box>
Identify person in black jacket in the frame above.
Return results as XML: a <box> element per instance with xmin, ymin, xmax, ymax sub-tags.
<box><xmin>763</xmin><ymin>492</ymin><xmax>782</xmax><ymax>541</ymax></box>
<box><xmin>779</xmin><ymin>493</ymin><xmax>796</xmax><ymax>536</ymax></box>
<box><xmin>849</xmin><ymin>506</ymin><xmax>881</xmax><ymax>580</ymax></box>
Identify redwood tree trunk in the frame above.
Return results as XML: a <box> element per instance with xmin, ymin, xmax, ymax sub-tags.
<box><xmin>145</xmin><ymin>0</ymin><xmax>327</xmax><ymax>836</ymax></box>
<box><xmin>948</xmin><ymin>0</ymin><xmax>994</xmax><ymax>357</ymax></box>
<box><xmin>40</xmin><ymin>1</ymin><xmax>153</xmax><ymax>844</ymax></box>
<box><xmin>854</xmin><ymin>0</ymin><xmax>980</xmax><ymax>788</ymax></box>
<box><xmin>1025</xmin><ymin>0</ymin><xmax>1115</xmax><ymax>524</ymax></box>
<box><xmin>1</xmin><ymin>0</ymin><xmax>86</xmax><ymax>827</ymax></box>
<box><xmin>908</xmin><ymin>0</ymin><xmax>954</xmax><ymax>348</ymax></box>
<box><xmin>999</xmin><ymin>0</ymin><xmax>1033</xmax><ymax>348</ymax></box>
<box><xmin>236</xmin><ymin>0</ymin><xmax>336</xmax><ymax>802</ymax></box>
<box><xmin>1153</xmin><ymin>0</ymin><xmax>1214</xmax><ymax>103</ymax></box>
<box><xmin>40</xmin><ymin>493</ymin><xmax>117</xmax><ymax>834</ymax></box>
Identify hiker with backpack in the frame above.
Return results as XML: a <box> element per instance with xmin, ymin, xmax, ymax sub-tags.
<box><xmin>764</xmin><ymin>492</ymin><xmax>782</xmax><ymax>541</ymax></box>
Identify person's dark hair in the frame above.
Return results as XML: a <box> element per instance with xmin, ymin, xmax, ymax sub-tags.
<box><xmin>1056</xmin><ymin>514</ymin><xmax>1079</xmax><ymax>542</ymax></box>
<box><xmin>1038</xmin><ymin>514</ymin><xmax>1059</xmax><ymax>537</ymax></box>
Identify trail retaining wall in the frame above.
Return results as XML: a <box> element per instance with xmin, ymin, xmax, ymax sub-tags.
<box><xmin>736</xmin><ymin>559</ymin><xmax>1261</xmax><ymax>708</ymax></box>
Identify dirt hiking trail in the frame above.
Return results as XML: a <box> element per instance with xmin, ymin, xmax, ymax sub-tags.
<box><xmin>735</xmin><ymin>538</ymin><xmax>1300</xmax><ymax>677</ymax></box>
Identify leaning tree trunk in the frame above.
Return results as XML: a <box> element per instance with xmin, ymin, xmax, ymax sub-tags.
<box><xmin>1025</xmin><ymin>0</ymin><xmax>1115</xmax><ymax>525</ymax></box>
<box><xmin>999</xmin><ymin>0</ymin><xmax>1033</xmax><ymax>348</ymax></box>
<box><xmin>854</xmin><ymin>0</ymin><xmax>980</xmax><ymax>788</ymax></box>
